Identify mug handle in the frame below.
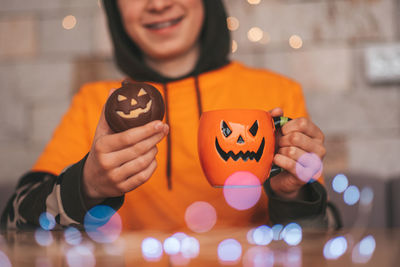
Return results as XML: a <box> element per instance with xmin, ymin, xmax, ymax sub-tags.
<box><xmin>268</xmin><ymin>116</ymin><xmax>292</xmax><ymax>178</ymax></box>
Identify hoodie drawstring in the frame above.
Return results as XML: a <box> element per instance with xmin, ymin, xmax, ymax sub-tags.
<box><xmin>162</xmin><ymin>83</ymin><xmax>172</xmax><ymax>190</ymax></box>
<box><xmin>162</xmin><ymin>76</ymin><xmax>203</xmax><ymax>190</ymax></box>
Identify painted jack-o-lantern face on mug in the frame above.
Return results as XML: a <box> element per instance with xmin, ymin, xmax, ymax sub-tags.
<box><xmin>198</xmin><ymin>109</ymin><xmax>276</xmax><ymax>187</ymax></box>
<box><xmin>105</xmin><ymin>80</ymin><xmax>165</xmax><ymax>132</ymax></box>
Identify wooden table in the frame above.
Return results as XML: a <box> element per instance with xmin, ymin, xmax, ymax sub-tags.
<box><xmin>0</xmin><ymin>227</ymin><xmax>398</xmax><ymax>267</ymax></box>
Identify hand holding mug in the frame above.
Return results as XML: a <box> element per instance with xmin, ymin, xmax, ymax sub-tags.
<box><xmin>198</xmin><ymin>109</ymin><xmax>291</xmax><ymax>187</ymax></box>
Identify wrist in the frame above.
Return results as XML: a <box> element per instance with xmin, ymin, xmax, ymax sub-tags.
<box><xmin>269</xmin><ymin>173</ymin><xmax>305</xmax><ymax>200</ymax></box>
<box><xmin>82</xmin><ymin>158</ymin><xmax>105</xmax><ymax>206</ymax></box>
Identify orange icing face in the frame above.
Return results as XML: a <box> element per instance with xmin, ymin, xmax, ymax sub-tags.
<box><xmin>198</xmin><ymin>109</ymin><xmax>276</xmax><ymax>187</ymax></box>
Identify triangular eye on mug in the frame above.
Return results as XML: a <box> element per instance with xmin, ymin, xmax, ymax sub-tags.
<box><xmin>221</xmin><ymin>120</ymin><xmax>232</xmax><ymax>137</ymax></box>
<box><xmin>249</xmin><ymin>120</ymin><xmax>258</xmax><ymax>136</ymax></box>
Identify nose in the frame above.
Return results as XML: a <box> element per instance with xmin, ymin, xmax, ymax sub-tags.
<box><xmin>146</xmin><ymin>0</ymin><xmax>173</xmax><ymax>12</ymax></box>
<box><xmin>237</xmin><ymin>135</ymin><xmax>244</xmax><ymax>144</ymax></box>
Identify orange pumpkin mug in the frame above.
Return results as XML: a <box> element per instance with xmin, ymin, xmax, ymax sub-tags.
<box><xmin>198</xmin><ymin>109</ymin><xmax>291</xmax><ymax>187</ymax></box>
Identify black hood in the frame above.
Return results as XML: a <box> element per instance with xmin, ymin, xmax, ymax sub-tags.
<box><xmin>102</xmin><ymin>0</ymin><xmax>231</xmax><ymax>83</ymax></box>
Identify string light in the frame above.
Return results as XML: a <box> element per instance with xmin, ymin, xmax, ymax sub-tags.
<box><xmin>247</xmin><ymin>27</ymin><xmax>263</xmax><ymax>42</ymax></box>
<box><xmin>247</xmin><ymin>0</ymin><xmax>261</xmax><ymax>5</ymax></box>
<box><xmin>227</xmin><ymin>16</ymin><xmax>239</xmax><ymax>31</ymax></box>
<box><xmin>289</xmin><ymin>35</ymin><xmax>303</xmax><ymax>49</ymax></box>
<box><xmin>62</xmin><ymin>15</ymin><xmax>77</xmax><ymax>30</ymax></box>
<box><xmin>232</xmin><ymin>40</ymin><xmax>238</xmax><ymax>53</ymax></box>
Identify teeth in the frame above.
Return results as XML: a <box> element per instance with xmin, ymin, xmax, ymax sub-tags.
<box><xmin>146</xmin><ymin>17</ymin><xmax>181</xmax><ymax>30</ymax></box>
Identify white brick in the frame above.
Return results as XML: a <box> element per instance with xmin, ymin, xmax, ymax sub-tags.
<box><xmin>39</xmin><ymin>13</ymin><xmax>94</xmax><ymax>56</ymax></box>
<box><xmin>0</xmin><ymin>16</ymin><xmax>37</xmax><ymax>59</ymax></box>
<box><xmin>31</xmin><ymin>101</ymin><xmax>69</xmax><ymax>145</ymax></box>
<box><xmin>0</xmin><ymin>0</ymin><xmax>64</xmax><ymax>12</ymax></box>
<box><xmin>0</xmin><ymin>142</ymin><xmax>42</xmax><ymax>185</ymax></box>
<box><xmin>348</xmin><ymin>136</ymin><xmax>400</xmax><ymax>179</ymax></box>
<box><xmin>227</xmin><ymin>0</ymin><xmax>396</xmax><ymax>47</ymax></box>
<box><xmin>93</xmin><ymin>8</ymin><xmax>113</xmax><ymax>56</ymax></box>
<box><xmin>68</xmin><ymin>0</ymin><xmax>99</xmax><ymax>9</ymax></box>
<box><xmin>305</xmin><ymin>88</ymin><xmax>400</xmax><ymax>137</ymax></box>
<box><xmin>0</xmin><ymin>64</ymin><xmax>27</xmax><ymax>142</ymax></box>
<box><xmin>13</xmin><ymin>60</ymin><xmax>73</xmax><ymax>103</ymax></box>
<box><xmin>233</xmin><ymin>45</ymin><xmax>353</xmax><ymax>92</ymax></box>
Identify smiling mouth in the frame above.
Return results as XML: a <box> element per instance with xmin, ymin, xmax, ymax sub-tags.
<box><xmin>116</xmin><ymin>100</ymin><xmax>152</xmax><ymax>119</ymax></box>
<box><xmin>215</xmin><ymin>137</ymin><xmax>265</xmax><ymax>162</ymax></box>
<box><xmin>144</xmin><ymin>16</ymin><xmax>184</xmax><ymax>30</ymax></box>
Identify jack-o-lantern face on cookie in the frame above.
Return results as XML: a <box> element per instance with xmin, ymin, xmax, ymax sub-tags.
<box><xmin>198</xmin><ymin>109</ymin><xmax>276</xmax><ymax>187</ymax></box>
<box><xmin>105</xmin><ymin>80</ymin><xmax>165</xmax><ymax>132</ymax></box>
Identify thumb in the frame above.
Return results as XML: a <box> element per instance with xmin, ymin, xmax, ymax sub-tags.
<box><xmin>95</xmin><ymin>88</ymin><xmax>117</xmax><ymax>137</ymax></box>
<box><xmin>269</xmin><ymin>107</ymin><xmax>284</xmax><ymax>117</ymax></box>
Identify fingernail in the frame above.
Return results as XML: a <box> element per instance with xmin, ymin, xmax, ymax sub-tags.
<box><xmin>154</xmin><ymin>121</ymin><xmax>163</xmax><ymax>130</ymax></box>
<box><xmin>164</xmin><ymin>124</ymin><xmax>169</xmax><ymax>134</ymax></box>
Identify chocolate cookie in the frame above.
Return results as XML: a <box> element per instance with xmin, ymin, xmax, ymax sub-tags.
<box><xmin>105</xmin><ymin>80</ymin><xmax>165</xmax><ymax>132</ymax></box>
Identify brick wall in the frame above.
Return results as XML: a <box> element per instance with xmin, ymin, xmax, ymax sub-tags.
<box><xmin>0</xmin><ymin>0</ymin><xmax>399</xmax><ymax>188</ymax></box>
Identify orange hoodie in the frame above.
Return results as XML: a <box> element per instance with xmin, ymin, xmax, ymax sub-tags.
<box><xmin>33</xmin><ymin>61</ymin><xmax>312</xmax><ymax>231</ymax></box>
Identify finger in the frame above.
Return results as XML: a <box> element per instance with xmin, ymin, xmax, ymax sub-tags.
<box><xmin>268</xmin><ymin>107</ymin><xmax>283</xmax><ymax>117</ymax></box>
<box><xmin>99</xmin><ymin>121</ymin><xmax>168</xmax><ymax>153</ymax></box>
<box><xmin>281</xmin><ymin>117</ymin><xmax>324</xmax><ymax>141</ymax></box>
<box><xmin>115</xmin><ymin>146</ymin><xmax>158</xmax><ymax>182</ymax></box>
<box><xmin>278</xmin><ymin>132</ymin><xmax>326</xmax><ymax>158</ymax></box>
<box><xmin>104</xmin><ymin>127</ymin><xmax>166</xmax><ymax>166</ymax></box>
<box><xmin>274</xmin><ymin>154</ymin><xmax>319</xmax><ymax>183</ymax></box>
<box><xmin>278</xmin><ymin>146</ymin><xmax>306</xmax><ymax>162</ymax></box>
<box><xmin>120</xmin><ymin>159</ymin><xmax>158</xmax><ymax>192</ymax></box>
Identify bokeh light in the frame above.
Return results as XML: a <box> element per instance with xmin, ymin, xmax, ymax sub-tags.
<box><xmin>66</xmin><ymin>245</ymin><xmax>96</xmax><ymax>267</ymax></box>
<box><xmin>64</xmin><ymin>226</ymin><xmax>82</xmax><ymax>246</ymax></box>
<box><xmin>352</xmin><ymin>235</ymin><xmax>376</xmax><ymax>263</ymax></box>
<box><xmin>227</xmin><ymin>16</ymin><xmax>239</xmax><ymax>31</ymax></box>
<box><xmin>323</xmin><ymin>236</ymin><xmax>348</xmax><ymax>260</ymax></box>
<box><xmin>343</xmin><ymin>185</ymin><xmax>360</xmax><ymax>206</ymax></box>
<box><xmin>103</xmin><ymin>238</ymin><xmax>125</xmax><ymax>256</ymax></box>
<box><xmin>247</xmin><ymin>27</ymin><xmax>263</xmax><ymax>42</ymax></box>
<box><xmin>332</xmin><ymin>174</ymin><xmax>349</xmax><ymax>193</ymax></box>
<box><xmin>142</xmin><ymin>237</ymin><xmax>163</xmax><ymax>261</ymax></box>
<box><xmin>181</xmin><ymin>236</ymin><xmax>200</xmax><ymax>258</ymax></box>
<box><xmin>0</xmin><ymin>250</ymin><xmax>11</xmax><ymax>267</ymax></box>
<box><xmin>35</xmin><ymin>229</ymin><xmax>54</xmax><ymax>246</ymax></box>
<box><xmin>247</xmin><ymin>228</ymin><xmax>256</xmax><ymax>244</ymax></box>
<box><xmin>271</xmin><ymin>224</ymin><xmax>283</xmax><ymax>241</ymax></box>
<box><xmin>170</xmin><ymin>253</ymin><xmax>191</xmax><ymax>266</ymax></box>
<box><xmin>295</xmin><ymin>153</ymin><xmax>322</xmax><ymax>183</ymax></box>
<box><xmin>360</xmin><ymin>187</ymin><xmax>374</xmax><ymax>206</ymax></box>
<box><xmin>223</xmin><ymin>171</ymin><xmax>262</xmax><ymax>210</ymax></box>
<box><xmin>284</xmin><ymin>247</ymin><xmax>302</xmax><ymax>267</ymax></box>
<box><xmin>163</xmin><ymin>236</ymin><xmax>180</xmax><ymax>255</ymax></box>
<box><xmin>247</xmin><ymin>0</ymin><xmax>261</xmax><ymax>5</ymax></box>
<box><xmin>282</xmin><ymin>223</ymin><xmax>302</xmax><ymax>246</ymax></box>
<box><xmin>62</xmin><ymin>15</ymin><xmax>77</xmax><ymax>30</ymax></box>
<box><xmin>184</xmin><ymin>201</ymin><xmax>217</xmax><ymax>233</ymax></box>
<box><xmin>359</xmin><ymin>235</ymin><xmax>376</xmax><ymax>256</ymax></box>
<box><xmin>289</xmin><ymin>35</ymin><xmax>303</xmax><ymax>49</ymax></box>
<box><xmin>218</xmin><ymin>239</ymin><xmax>242</xmax><ymax>263</ymax></box>
<box><xmin>243</xmin><ymin>246</ymin><xmax>274</xmax><ymax>267</ymax></box>
<box><xmin>39</xmin><ymin>212</ymin><xmax>56</xmax><ymax>230</ymax></box>
<box><xmin>252</xmin><ymin>225</ymin><xmax>273</xmax><ymax>246</ymax></box>
<box><xmin>232</xmin><ymin>40</ymin><xmax>238</xmax><ymax>54</ymax></box>
<box><xmin>84</xmin><ymin>205</ymin><xmax>122</xmax><ymax>243</ymax></box>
